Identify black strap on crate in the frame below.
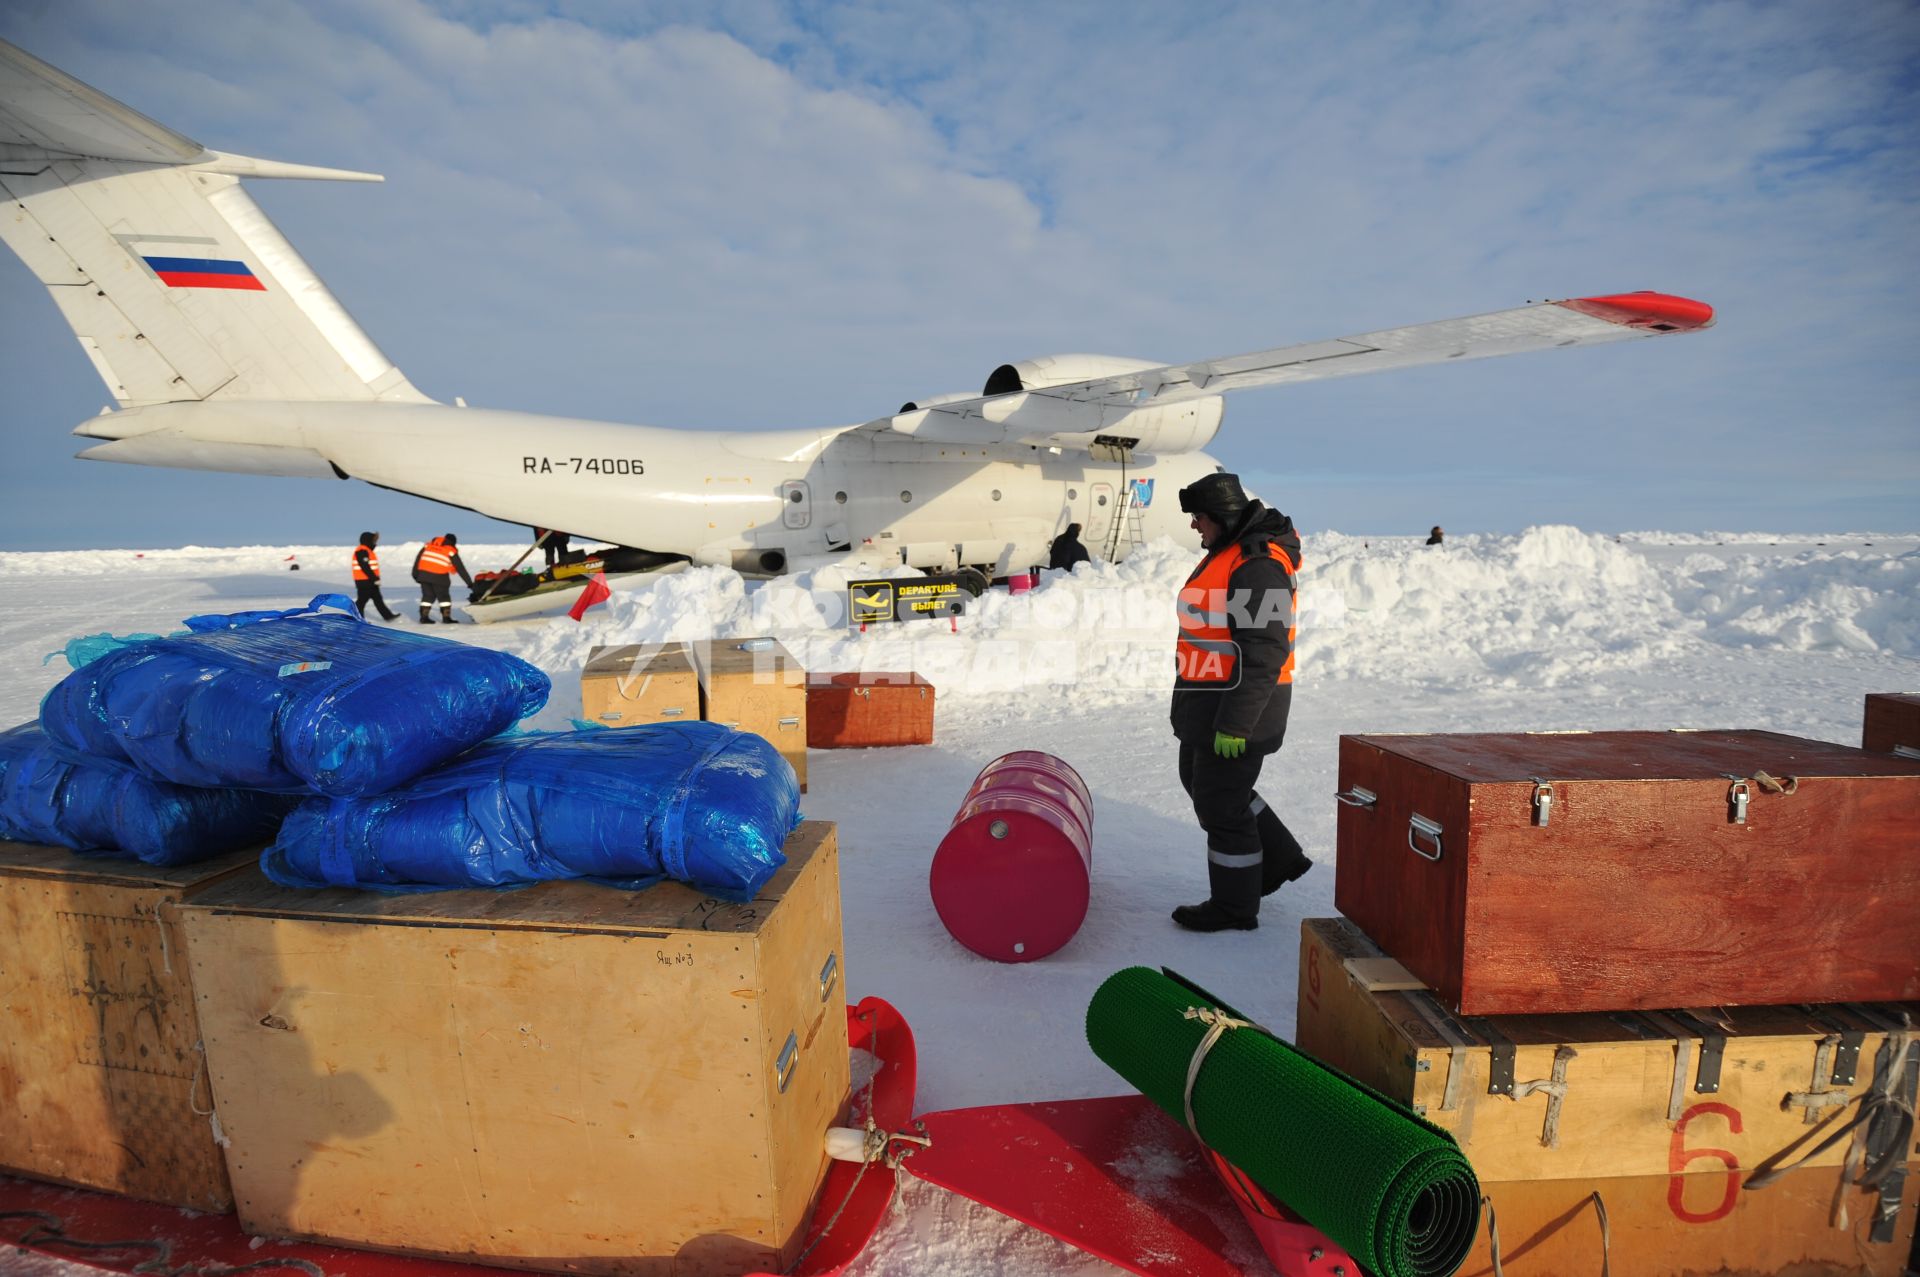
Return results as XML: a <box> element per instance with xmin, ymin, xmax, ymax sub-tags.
<box><xmin>1664</xmin><ymin>1009</ymin><xmax>1728</xmax><ymax>1096</ymax></box>
<box><xmin>1801</xmin><ymin>1003</ymin><xmax>1867</xmax><ymax>1087</ymax></box>
<box><xmin>1464</xmin><ymin>1015</ymin><xmax>1518</xmax><ymax>1098</ymax></box>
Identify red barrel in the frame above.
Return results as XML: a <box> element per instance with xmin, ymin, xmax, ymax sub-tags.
<box><xmin>929</xmin><ymin>752</ymin><xmax>1093</xmax><ymax>962</ymax></box>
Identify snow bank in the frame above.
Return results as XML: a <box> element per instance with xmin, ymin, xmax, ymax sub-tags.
<box><xmin>491</xmin><ymin>527</ymin><xmax>1920</xmax><ymax>712</ymax></box>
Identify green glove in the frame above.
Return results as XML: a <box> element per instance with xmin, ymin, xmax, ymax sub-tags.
<box><xmin>1213</xmin><ymin>731</ymin><xmax>1246</xmax><ymax>759</ymax></box>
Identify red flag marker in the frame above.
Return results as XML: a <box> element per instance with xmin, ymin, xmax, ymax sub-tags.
<box><xmin>568</xmin><ymin>571</ymin><xmax>612</xmax><ymax>621</ymax></box>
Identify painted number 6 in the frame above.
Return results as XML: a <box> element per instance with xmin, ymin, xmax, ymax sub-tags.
<box><xmin>1668</xmin><ymin>1101</ymin><xmax>1744</xmax><ymax>1224</ymax></box>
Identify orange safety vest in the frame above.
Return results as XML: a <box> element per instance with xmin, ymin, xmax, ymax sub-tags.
<box><xmin>351</xmin><ymin>545</ymin><xmax>379</xmax><ymax>581</ymax></box>
<box><xmin>1175</xmin><ymin>540</ymin><xmax>1297</xmax><ymax>685</ymax></box>
<box><xmin>416</xmin><ymin>538</ymin><xmax>457</xmax><ymax>575</ymax></box>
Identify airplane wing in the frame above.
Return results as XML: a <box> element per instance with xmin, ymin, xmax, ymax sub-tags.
<box><xmin>872</xmin><ymin>292</ymin><xmax>1713</xmax><ymax>450</ymax></box>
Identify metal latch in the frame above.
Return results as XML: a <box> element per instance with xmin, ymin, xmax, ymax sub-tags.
<box><xmin>779</xmin><ymin>716</ymin><xmax>802</xmax><ymax>729</ymax></box>
<box><xmin>1832</xmin><ymin>1031</ymin><xmax>1864</xmax><ymax>1086</ymax></box>
<box><xmin>659</xmin><ymin>706</ymin><xmax>686</xmax><ymax>717</ymax></box>
<box><xmin>1894</xmin><ymin>744</ymin><xmax>1920</xmax><ymax>760</ymax></box>
<box><xmin>1529</xmin><ymin>778</ymin><xmax>1554</xmax><ymax>827</ymax></box>
<box><xmin>1335</xmin><ymin>786</ymin><xmax>1377</xmax><ymax>810</ymax></box>
<box><xmin>1408</xmin><ymin>813</ymin><xmax>1444</xmax><ymax>862</ymax></box>
<box><xmin>818</xmin><ymin>952</ymin><xmax>839</xmax><ymax>1003</ymax></box>
<box><xmin>1725</xmin><ymin>776</ymin><xmax>1751</xmax><ymax>824</ymax></box>
<box><xmin>776</xmin><ymin>1031</ymin><xmax>800</xmax><ymax>1093</ymax></box>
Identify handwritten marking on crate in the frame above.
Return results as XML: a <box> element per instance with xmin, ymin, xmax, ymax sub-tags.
<box><xmin>57</xmin><ymin>911</ymin><xmax>195</xmax><ymax>1079</ymax></box>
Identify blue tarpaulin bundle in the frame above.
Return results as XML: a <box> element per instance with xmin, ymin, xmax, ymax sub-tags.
<box><xmin>0</xmin><ymin>723</ymin><xmax>294</xmax><ymax>865</ymax></box>
<box><xmin>38</xmin><ymin>595</ymin><xmax>550</xmax><ymax>797</ymax></box>
<box><xmin>263</xmin><ymin>722</ymin><xmax>801</xmax><ymax>900</ymax></box>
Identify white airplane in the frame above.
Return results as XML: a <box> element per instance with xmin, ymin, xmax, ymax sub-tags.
<box><xmin>1</xmin><ymin>40</ymin><xmax>1712</xmax><ymax>589</ymax></box>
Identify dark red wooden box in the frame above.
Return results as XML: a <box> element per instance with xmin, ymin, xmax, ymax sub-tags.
<box><xmin>1863</xmin><ymin>692</ymin><xmax>1920</xmax><ymax>756</ymax></box>
<box><xmin>1334</xmin><ymin>730</ymin><xmax>1920</xmax><ymax>1016</ymax></box>
<box><xmin>805</xmin><ymin>673</ymin><xmax>935</xmax><ymax>748</ymax></box>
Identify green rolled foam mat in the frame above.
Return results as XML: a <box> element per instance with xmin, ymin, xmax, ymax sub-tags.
<box><xmin>1086</xmin><ymin>966</ymin><xmax>1479</xmax><ymax>1277</ymax></box>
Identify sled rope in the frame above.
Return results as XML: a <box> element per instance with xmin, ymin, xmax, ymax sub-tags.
<box><xmin>786</xmin><ymin>1013</ymin><xmax>928</xmax><ymax>1275</ymax></box>
<box><xmin>0</xmin><ymin>1208</ymin><xmax>326</xmax><ymax>1276</ymax></box>
<box><xmin>1181</xmin><ymin>1005</ymin><xmax>1252</xmax><ymax>1137</ymax></box>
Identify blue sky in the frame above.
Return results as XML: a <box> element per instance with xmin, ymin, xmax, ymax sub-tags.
<box><xmin>1</xmin><ymin>1</ymin><xmax>1916</xmax><ymax>548</ymax></box>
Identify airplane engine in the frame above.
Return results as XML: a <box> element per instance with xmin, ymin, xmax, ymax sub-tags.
<box><xmin>982</xmin><ymin>354</ymin><xmax>1164</xmax><ymax>394</ymax></box>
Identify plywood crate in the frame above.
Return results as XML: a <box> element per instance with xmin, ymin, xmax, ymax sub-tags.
<box><xmin>1461</xmin><ymin>1161</ymin><xmax>1918</xmax><ymax>1276</ymax></box>
<box><xmin>1334</xmin><ymin>730</ymin><xmax>1920</xmax><ymax>1015</ymax></box>
<box><xmin>177</xmin><ymin>821</ymin><xmax>849</xmax><ymax>1276</ymax></box>
<box><xmin>1295</xmin><ymin>918</ymin><xmax>1920</xmax><ymax>1186</ymax></box>
<box><xmin>694</xmin><ymin>639</ymin><xmax>807</xmax><ymax>791</ymax></box>
<box><xmin>1863</xmin><ymin>692</ymin><xmax>1920</xmax><ymax>756</ymax></box>
<box><xmin>0</xmin><ymin>841</ymin><xmax>255</xmax><ymax>1211</ymax></box>
<box><xmin>582</xmin><ymin>642</ymin><xmax>699</xmax><ymax>726</ymax></box>
<box><xmin>805</xmin><ymin>673</ymin><xmax>934</xmax><ymax>748</ymax></box>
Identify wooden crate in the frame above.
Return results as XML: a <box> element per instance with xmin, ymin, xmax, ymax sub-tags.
<box><xmin>176</xmin><ymin>821</ymin><xmax>849</xmax><ymax>1276</ymax></box>
<box><xmin>695</xmin><ymin>639</ymin><xmax>807</xmax><ymax>792</ymax></box>
<box><xmin>1863</xmin><ymin>692</ymin><xmax>1920</xmax><ymax>756</ymax></box>
<box><xmin>581</xmin><ymin>643</ymin><xmax>699</xmax><ymax>726</ymax></box>
<box><xmin>1334</xmin><ymin>730</ymin><xmax>1920</xmax><ymax>1015</ymax></box>
<box><xmin>1461</xmin><ymin>1162</ymin><xmax>1919</xmax><ymax>1276</ymax></box>
<box><xmin>1295</xmin><ymin>918</ymin><xmax>1920</xmax><ymax>1185</ymax></box>
<box><xmin>0</xmin><ymin>841</ymin><xmax>254</xmax><ymax>1211</ymax></box>
<box><xmin>805</xmin><ymin>673</ymin><xmax>934</xmax><ymax>748</ymax></box>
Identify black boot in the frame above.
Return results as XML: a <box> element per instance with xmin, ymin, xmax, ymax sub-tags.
<box><xmin>440</xmin><ymin>609</ymin><xmax>459</xmax><ymax>624</ymax></box>
<box><xmin>419</xmin><ymin>610</ymin><xmax>435</xmax><ymax>624</ymax></box>
<box><xmin>1171</xmin><ymin>901</ymin><xmax>1258</xmax><ymax>932</ymax></box>
<box><xmin>1254</xmin><ymin>798</ymin><xmax>1314</xmax><ymax>895</ymax></box>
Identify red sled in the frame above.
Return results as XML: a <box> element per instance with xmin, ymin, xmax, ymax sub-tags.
<box><xmin>773</xmin><ymin>1001</ymin><xmax>1355</xmax><ymax>1277</ymax></box>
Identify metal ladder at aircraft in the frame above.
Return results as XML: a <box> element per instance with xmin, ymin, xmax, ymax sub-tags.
<box><xmin>1103</xmin><ymin>484</ymin><xmax>1147</xmax><ymax>562</ymax></box>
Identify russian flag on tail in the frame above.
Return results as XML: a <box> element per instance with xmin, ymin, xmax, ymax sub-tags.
<box><xmin>143</xmin><ymin>254</ymin><xmax>266</xmax><ymax>291</ymax></box>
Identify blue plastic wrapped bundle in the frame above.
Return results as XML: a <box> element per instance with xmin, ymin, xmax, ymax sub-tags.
<box><xmin>263</xmin><ymin>722</ymin><xmax>801</xmax><ymax>900</ymax></box>
<box><xmin>39</xmin><ymin>595</ymin><xmax>550</xmax><ymax>796</ymax></box>
<box><xmin>0</xmin><ymin>723</ymin><xmax>293</xmax><ymax>865</ymax></box>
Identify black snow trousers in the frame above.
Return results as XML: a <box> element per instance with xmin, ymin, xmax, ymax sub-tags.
<box><xmin>354</xmin><ymin>579</ymin><xmax>397</xmax><ymax>620</ymax></box>
<box><xmin>1177</xmin><ymin>740</ymin><xmax>1311</xmax><ymax>921</ymax></box>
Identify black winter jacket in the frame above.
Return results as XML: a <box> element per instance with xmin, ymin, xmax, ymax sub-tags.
<box><xmin>1168</xmin><ymin>503</ymin><xmax>1300</xmax><ymax>748</ymax></box>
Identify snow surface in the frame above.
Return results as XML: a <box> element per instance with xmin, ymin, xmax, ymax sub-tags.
<box><xmin>2</xmin><ymin>527</ymin><xmax>1916</xmax><ymax>1276</ymax></box>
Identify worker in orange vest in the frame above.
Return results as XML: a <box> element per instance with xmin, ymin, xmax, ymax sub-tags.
<box><xmin>350</xmin><ymin>531</ymin><xmax>400</xmax><ymax>621</ymax></box>
<box><xmin>411</xmin><ymin>532</ymin><xmax>474</xmax><ymax>624</ymax></box>
<box><xmin>1168</xmin><ymin>472</ymin><xmax>1312</xmax><ymax>932</ymax></box>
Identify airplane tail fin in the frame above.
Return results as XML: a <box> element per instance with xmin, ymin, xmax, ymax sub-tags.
<box><xmin>0</xmin><ymin>39</ymin><xmax>431</xmax><ymax>407</ymax></box>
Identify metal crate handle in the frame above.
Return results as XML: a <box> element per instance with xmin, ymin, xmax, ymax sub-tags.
<box><xmin>1408</xmin><ymin>813</ymin><xmax>1444</xmax><ymax>862</ymax></box>
<box><xmin>1335</xmin><ymin>786</ymin><xmax>1378</xmax><ymax>810</ymax></box>
<box><xmin>776</xmin><ymin>1031</ymin><xmax>800</xmax><ymax>1093</ymax></box>
<box><xmin>818</xmin><ymin>951</ymin><xmax>839</xmax><ymax>1003</ymax></box>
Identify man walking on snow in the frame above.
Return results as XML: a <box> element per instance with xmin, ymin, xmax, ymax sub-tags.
<box><xmin>1169</xmin><ymin>472</ymin><xmax>1313</xmax><ymax>932</ymax></box>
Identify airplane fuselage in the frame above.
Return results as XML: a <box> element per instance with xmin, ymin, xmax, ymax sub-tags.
<box><xmin>73</xmin><ymin>401</ymin><xmax>1219</xmax><ymax>572</ymax></box>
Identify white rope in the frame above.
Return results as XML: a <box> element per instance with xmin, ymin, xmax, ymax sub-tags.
<box><xmin>1181</xmin><ymin>1006</ymin><xmax>1252</xmax><ymax>1137</ymax></box>
<box><xmin>154</xmin><ymin>899</ymin><xmax>175</xmax><ymax>977</ymax></box>
<box><xmin>186</xmin><ymin>1040</ymin><xmax>231</xmax><ymax>1148</ymax></box>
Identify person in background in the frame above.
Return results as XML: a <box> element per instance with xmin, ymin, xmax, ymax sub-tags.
<box><xmin>1168</xmin><ymin>472</ymin><xmax>1313</xmax><ymax>932</ymax></box>
<box><xmin>349</xmin><ymin>531</ymin><xmax>400</xmax><ymax>621</ymax></box>
<box><xmin>534</xmin><ymin>527</ymin><xmax>573</xmax><ymax>569</ymax></box>
<box><xmin>413</xmin><ymin>532</ymin><xmax>474</xmax><ymax>624</ymax></box>
<box><xmin>1427</xmin><ymin>525</ymin><xmax>1445</xmax><ymax>545</ymax></box>
<box><xmin>1048</xmin><ymin>522</ymin><xmax>1092</xmax><ymax>571</ymax></box>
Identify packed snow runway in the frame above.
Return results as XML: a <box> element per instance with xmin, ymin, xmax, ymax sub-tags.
<box><xmin>2</xmin><ymin>527</ymin><xmax>1915</xmax><ymax>1276</ymax></box>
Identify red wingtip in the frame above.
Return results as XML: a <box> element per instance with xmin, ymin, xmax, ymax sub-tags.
<box><xmin>1558</xmin><ymin>291</ymin><xmax>1714</xmax><ymax>332</ymax></box>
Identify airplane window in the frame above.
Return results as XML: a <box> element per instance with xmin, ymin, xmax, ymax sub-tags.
<box><xmin>1097</xmin><ymin>495</ymin><xmax>1108</xmax><ymax>506</ymax></box>
<box><xmin>900</xmin><ymin>491</ymin><xmax>912</xmax><ymax>502</ymax></box>
<box><xmin>1068</xmin><ymin>488</ymin><xmax>1078</xmax><ymax>500</ymax></box>
<box><xmin>835</xmin><ymin>491</ymin><xmax>848</xmax><ymax>503</ymax></box>
<box><xmin>991</xmin><ymin>490</ymin><xmax>1002</xmax><ymax>501</ymax></box>
<box><xmin>789</xmin><ymin>490</ymin><xmax>804</xmax><ymax>503</ymax></box>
